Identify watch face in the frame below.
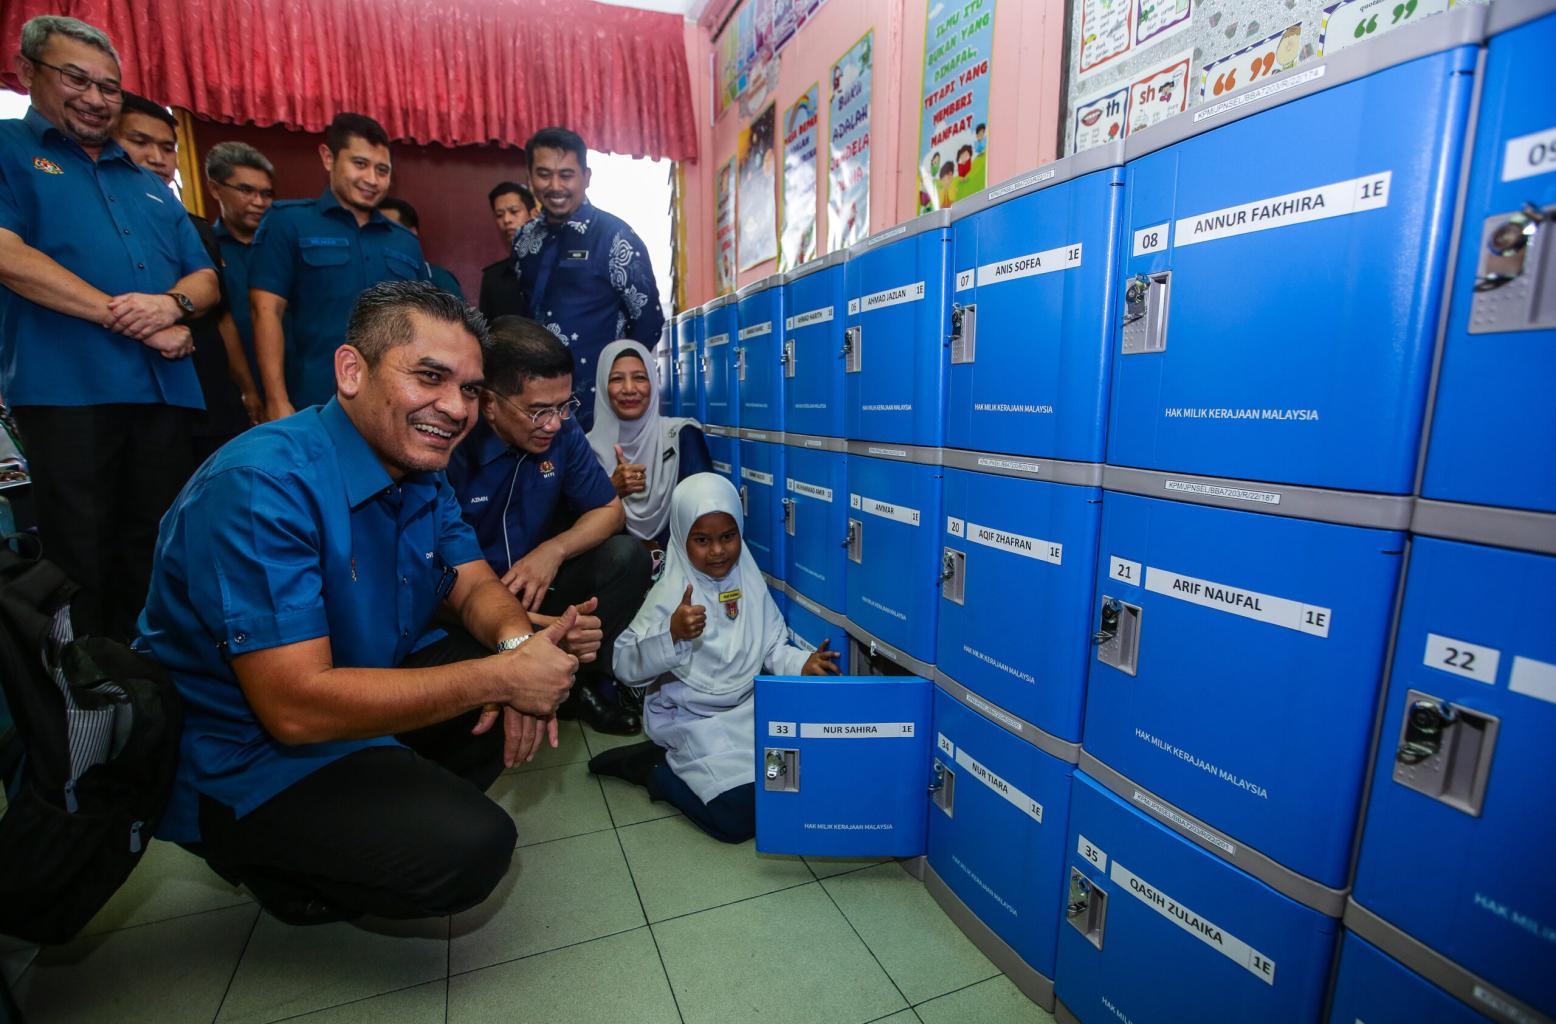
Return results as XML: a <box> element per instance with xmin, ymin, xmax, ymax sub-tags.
<box><xmin>172</xmin><ymin>292</ymin><xmax>194</xmax><ymax>315</ymax></box>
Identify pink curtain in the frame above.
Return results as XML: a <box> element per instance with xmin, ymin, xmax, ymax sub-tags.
<box><xmin>1</xmin><ymin>0</ymin><xmax>699</xmax><ymax>160</ymax></box>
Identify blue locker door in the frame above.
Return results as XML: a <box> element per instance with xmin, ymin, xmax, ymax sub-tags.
<box><xmin>703</xmin><ymin>301</ymin><xmax>739</xmax><ymax>427</ymax></box>
<box><xmin>786</xmin><ymin>595</ymin><xmax>849</xmax><ymax>659</ymax></box>
<box><xmin>844</xmin><ymin>222</ymin><xmax>951</xmax><ymax>446</ymax></box>
<box><xmin>1084</xmin><ymin>492</ymin><xmax>1404</xmax><ymax>888</ymax></box>
<box><xmin>784</xmin><ymin>261</ymin><xmax>848</xmax><ymax>438</ymax></box>
<box><xmin>845</xmin><ymin>453</ymin><xmax>944</xmax><ymax>667</ymax></box>
<box><xmin>937</xmin><ymin>466</ymin><xmax>1102</xmax><ymax>743</ymax></box>
<box><xmin>739</xmin><ymin>439</ymin><xmax>787</xmax><ymax>581</ymax></box>
<box><xmin>1057</xmin><ymin>772</ymin><xmax>1339</xmax><ymax>1024</ymax></box>
<box><xmin>784</xmin><ymin>445</ymin><xmax>848</xmax><ymax>613</ymax></box>
<box><xmin>674</xmin><ymin>313</ymin><xmax>705</xmax><ymax>421</ymax></box>
<box><xmin>705</xmin><ymin>429</ymin><xmax>741</xmax><ymax>495</ymax></box>
<box><xmin>1327</xmin><ymin>933</ymin><xmax>1494</xmax><ymax>1024</ymax></box>
<box><xmin>755</xmin><ymin>674</ymin><xmax>932</xmax><ymax>857</ymax></box>
<box><xmin>1107</xmin><ymin>43</ymin><xmax>1477</xmax><ymax>492</ymax></box>
<box><xmin>737</xmin><ymin>282</ymin><xmax>785</xmax><ymax>432</ymax></box>
<box><xmin>1351</xmin><ymin>536</ymin><xmax>1556</xmax><ymax>1018</ymax></box>
<box><xmin>946</xmin><ymin>168</ymin><xmax>1123</xmax><ymax>462</ymax></box>
<box><xmin>1422</xmin><ymin>9</ymin><xmax>1556</xmax><ymax>514</ymax></box>
<box><xmin>927</xmin><ymin>685</ymin><xmax>1075</xmax><ymax>982</ymax></box>
<box><xmin>655</xmin><ymin>327</ymin><xmax>675</xmax><ymax>416</ymax></box>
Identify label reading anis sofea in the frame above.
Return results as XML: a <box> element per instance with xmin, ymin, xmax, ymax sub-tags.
<box><xmin>1145</xmin><ymin>566</ymin><xmax>1331</xmax><ymax>637</ymax></box>
<box><xmin>977</xmin><ymin>243</ymin><xmax>1082</xmax><ymax>287</ymax></box>
<box><xmin>955</xmin><ymin>747</ymin><xmax>1043</xmax><ymax>823</ymax></box>
<box><xmin>738</xmin><ymin>321</ymin><xmax>773</xmax><ymax>340</ymax></box>
<box><xmin>1173</xmin><ymin>171</ymin><xmax>1391</xmax><ymax>248</ymax></box>
<box><xmin>860</xmin><ymin>281</ymin><xmax>927</xmax><ymax>312</ymax></box>
<box><xmin>851</xmin><ymin>493</ymin><xmax>921</xmax><ymax>527</ymax></box>
<box><xmin>799</xmin><ymin>722</ymin><xmax>916</xmax><ymax>739</ymax></box>
<box><xmin>963</xmin><ymin>521</ymin><xmax>1062</xmax><ymax>565</ymax></box>
<box><xmin>1110</xmin><ymin>860</ymin><xmax>1276</xmax><ymax>985</ymax></box>
<box><xmin>785</xmin><ymin>305</ymin><xmax>835</xmax><ymax>330</ymax></box>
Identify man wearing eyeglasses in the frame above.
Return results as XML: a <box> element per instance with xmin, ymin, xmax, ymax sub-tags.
<box><xmin>446</xmin><ymin>317</ymin><xmax>651</xmax><ymax>735</ymax></box>
<box><xmin>205</xmin><ymin>140</ymin><xmax>279</xmax><ymax>410</ymax></box>
<box><xmin>0</xmin><ymin>16</ymin><xmax>219</xmax><ymax>641</ymax></box>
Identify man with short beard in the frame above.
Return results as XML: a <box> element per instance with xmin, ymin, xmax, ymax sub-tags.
<box><xmin>0</xmin><ymin>16</ymin><xmax>219</xmax><ymax>640</ymax></box>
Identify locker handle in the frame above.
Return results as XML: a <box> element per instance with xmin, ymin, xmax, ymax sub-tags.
<box><xmin>1476</xmin><ymin>201</ymin><xmax>1550</xmax><ymax>291</ymax></box>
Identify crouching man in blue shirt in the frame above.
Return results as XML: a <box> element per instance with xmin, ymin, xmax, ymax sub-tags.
<box><xmin>137</xmin><ymin>281</ymin><xmax>586</xmax><ymax>925</ymax></box>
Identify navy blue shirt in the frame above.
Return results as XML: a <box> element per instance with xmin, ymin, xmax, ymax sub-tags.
<box><xmin>429</xmin><ymin>263</ymin><xmax>464</xmax><ymax>301</ymax></box>
<box><xmin>445</xmin><ymin>417</ymin><xmax>617</xmax><ymax>573</ymax></box>
<box><xmin>512</xmin><ymin>202</ymin><xmax>665</xmax><ymax>430</ymax></box>
<box><xmin>247</xmin><ymin>189</ymin><xmax>429</xmax><ymax>409</ymax></box>
<box><xmin>136</xmin><ymin>398</ymin><xmax>484</xmax><ymax>842</ymax></box>
<box><xmin>212</xmin><ymin>218</ymin><xmax>260</xmax><ymax>388</ymax></box>
<box><xmin>0</xmin><ymin>108</ymin><xmax>213</xmax><ymax>408</ymax></box>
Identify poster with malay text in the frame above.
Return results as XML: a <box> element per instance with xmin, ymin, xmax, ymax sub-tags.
<box><xmin>780</xmin><ymin>84</ymin><xmax>821</xmax><ymax>271</ymax></box>
<box><xmin>716</xmin><ymin>157</ymin><xmax>737</xmax><ymax>294</ymax></box>
<box><xmin>738</xmin><ymin>103</ymin><xmax>779</xmax><ymax>270</ymax></box>
<box><xmin>917</xmin><ymin>0</ymin><xmax>996</xmax><ymax>213</ymax></box>
<box><xmin>827</xmin><ymin>31</ymin><xmax>873</xmax><ymax>252</ymax></box>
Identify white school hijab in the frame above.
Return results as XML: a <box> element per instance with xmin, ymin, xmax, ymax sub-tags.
<box><xmin>586</xmin><ymin>339</ymin><xmax>700</xmax><ymax>540</ymax></box>
<box><xmin>626</xmin><ymin>473</ymin><xmax>782</xmax><ymax>696</ymax></box>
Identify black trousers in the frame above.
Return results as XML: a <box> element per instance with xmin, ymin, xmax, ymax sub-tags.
<box><xmin>539</xmin><ymin>534</ymin><xmax>651</xmax><ymax>689</ymax></box>
<box><xmin>191</xmin><ymin>631</ymin><xmax>517</xmax><ymax>919</ymax></box>
<box><xmin>13</xmin><ymin>404</ymin><xmax>194</xmax><ymax>642</ymax></box>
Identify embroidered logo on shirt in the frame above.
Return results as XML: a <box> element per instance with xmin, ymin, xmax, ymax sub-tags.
<box><xmin>32</xmin><ymin>157</ymin><xmax>62</xmax><ymax>175</ymax></box>
<box><xmin>538</xmin><ymin>460</ymin><xmax>556</xmax><ymax>478</ymax></box>
<box><xmin>720</xmin><ymin>588</ymin><xmax>741</xmax><ymax>620</ymax></box>
<box><xmin>468</xmin><ymin>495</ymin><xmax>489</xmax><ymax>504</ymax></box>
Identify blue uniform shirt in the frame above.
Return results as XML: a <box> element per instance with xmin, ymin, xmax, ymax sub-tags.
<box><xmin>212</xmin><ymin>218</ymin><xmax>260</xmax><ymax>388</ymax></box>
<box><xmin>444</xmin><ymin>417</ymin><xmax>617</xmax><ymax>573</ymax></box>
<box><xmin>0</xmin><ymin>108</ymin><xmax>213</xmax><ymax>408</ymax></box>
<box><xmin>136</xmin><ymin>398</ymin><xmax>484</xmax><ymax>842</ymax></box>
<box><xmin>512</xmin><ymin>201</ymin><xmax>665</xmax><ymax>430</ymax></box>
<box><xmin>247</xmin><ymin>189</ymin><xmax>429</xmax><ymax>409</ymax></box>
<box><xmin>429</xmin><ymin>263</ymin><xmax>464</xmax><ymax>301</ymax></box>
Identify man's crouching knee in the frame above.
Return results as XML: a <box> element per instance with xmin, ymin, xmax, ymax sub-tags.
<box><xmin>408</xmin><ymin>796</ymin><xmax>518</xmax><ymax>917</ymax></box>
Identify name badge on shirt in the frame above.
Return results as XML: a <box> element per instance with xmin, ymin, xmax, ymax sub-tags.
<box><xmin>720</xmin><ymin>588</ymin><xmax>741</xmax><ymax>620</ymax></box>
<box><xmin>565</xmin><ymin>249</ymin><xmax>590</xmax><ymax>260</ymax></box>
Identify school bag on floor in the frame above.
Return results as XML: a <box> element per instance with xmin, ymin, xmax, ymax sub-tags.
<box><xmin>0</xmin><ymin>540</ymin><xmax>182</xmax><ymax>944</ymax></box>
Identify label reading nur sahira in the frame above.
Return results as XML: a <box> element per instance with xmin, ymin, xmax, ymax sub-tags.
<box><xmin>799</xmin><ymin>722</ymin><xmax>917</xmax><ymax>739</ymax></box>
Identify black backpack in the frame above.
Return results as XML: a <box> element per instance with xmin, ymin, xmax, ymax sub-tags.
<box><xmin>0</xmin><ymin>541</ymin><xmax>182</xmax><ymax>944</ymax></box>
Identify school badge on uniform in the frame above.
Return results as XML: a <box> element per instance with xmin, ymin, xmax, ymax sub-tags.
<box><xmin>719</xmin><ymin>588</ymin><xmax>741</xmax><ymax>620</ymax></box>
<box><xmin>538</xmin><ymin>460</ymin><xmax>555</xmax><ymax>478</ymax></box>
<box><xmin>32</xmin><ymin>157</ymin><xmax>63</xmax><ymax>175</ymax></box>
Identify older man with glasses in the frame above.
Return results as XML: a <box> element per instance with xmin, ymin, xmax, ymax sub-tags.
<box><xmin>445</xmin><ymin>316</ymin><xmax>651</xmax><ymax>735</ymax></box>
<box><xmin>204</xmin><ymin>140</ymin><xmax>279</xmax><ymax>411</ymax></box>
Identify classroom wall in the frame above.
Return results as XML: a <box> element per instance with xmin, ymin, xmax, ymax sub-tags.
<box><xmin>678</xmin><ymin>0</ymin><xmax>1069</xmax><ymax>309</ymax></box>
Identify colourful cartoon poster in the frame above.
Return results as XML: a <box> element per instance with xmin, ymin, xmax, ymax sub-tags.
<box><xmin>1199</xmin><ymin>23</ymin><xmax>1304</xmax><ymax>101</ymax></box>
<box><xmin>1078</xmin><ymin>0</ymin><xmax>1133</xmax><ymax>80</ymax></box>
<box><xmin>1320</xmin><ymin>0</ymin><xmax>1447</xmax><ymax>55</ymax></box>
<box><xmin>780</xmin><ymin>84</ymin><xmax>821</xmax><ymax>271</ymax></box>
<box><xmin>828</xmin><ymin>31</ymin><xmax>873</xmax><ymax>252</ymax></box>
<box><xmin>1135</xmin><ymin>0</ymin><xmax>1192</xmax><ymax>48</ymax></box>
<box><xmin>716</xmin><ymin>156</ymin><xmax>737</xmax><ymax>294</ymax></box>
<box><xmin>917</xmin><ymin>0</ymin><xmax>997</xmax><ymax>213</ymax></box>
<box><xmin>738</xmin><ymin>103</ymin><xmax>779</xmax><ymax>271</ymax></box>
<box><xmin>1127</xmin><ymin>49</ymin><xmax>1193</xmax><ymax>135</ymax></box>
<box><xmin>1071</xmin><ymin>83</ymin><xmax>1129</xmax><ymax>155</ymax></box>
<box><xmin>773</xmin><ymin>0</ymin><xmax>830</xmax><ymax>52</ymax></box>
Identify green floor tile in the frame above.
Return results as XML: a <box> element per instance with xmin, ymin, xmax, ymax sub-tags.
<box><xmin>278</xmin><ymin>981</ymin><xmax>447</xmax><ymax>1024</ymax></box>
<box><xmin>81</xmin><ymin>839</ymin><xmax>253</xmax><ymax>936</ymax></box>
<box><xmin>618</xmin><ymin>814</ymin><xmax>813</xmax><ymax>922</ymax></box>
<box><xmin>449</xmin><ymin>927</ymin><xmax>679</xmax><ymax>1024</ymax></box>
<box><xmin>653</xmin><ymin>883</ymin><xmax>907</xmax><ymax>1024</ymax></box>
<box><xmin>505</xmin><ymin>718</ymin><xmax>588</xmax><ymax>775</ymax></box>
<box><xmin>596</xmin><ymin>772</ymin><xmax>682</xmax><ymax>827</ymax></box>
<box><xmin>488</xmin><ymin>760</ymin><xmax>613</xmax><ymax>847</ymax></box>
<box><xmin>15</xmin><ymin>903</ymin><xmax>259</xmax><ymax>1024</ymax></box>
<box><xmin>822</xmin><ymin>862</ymin><xmax>998</xmax><ymax>1004</ymax></box>
<box><xmin>449</xmin><ymin>828</ymin><xmax>645</xmax><ymax>974</ymax></box>
<box><xmin>216</xmin><ymin>914</ymin><xmax>448</xmax><ymax>1024</ymax></box>
<box><xmin>580</xmin><ymin>721</ymin><xmax>645</xmax><ymax>756</ymax></box>
<box><xmin>869</xmin><ymin>1013</ymin><xmax>922</xmax><ymax>1024</ymax></box>
<box><xmin>804</xmin><ymin>855</ymin><xmax>894</xmax><ymax>879</ymax></box>
<box><xmin>913</xmin><ymin>976</ymin><xmax>1055</xmax><ymax>1024</ymax></box>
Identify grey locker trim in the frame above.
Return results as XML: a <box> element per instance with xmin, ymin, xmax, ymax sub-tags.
<box><xmin>672</xmin><ymin>308</ymin><xmax>702</xmax><ymax>326</ymax></box>
<box><xmin>1411</xmin><ymin>500</ymin><xmax>1556</xmax><ymax>556</ymax></box>
<box><xmin>783</xmin><ymin>432</ymin><xmax>848</xmax><ymax>453</ymax></box>
<box><xmin>786</xmin><ymin>589</ymin><xmax>849</xmax><ymax>629</ymax></box>
<box><xmin>739</xmin><ymin>428</ymin><xmax>786</xmax><ymax>444</ymax></box>
<box><xmin>699</xmin><ymin>293</ymin><xmax>735</xmax><ymax>314</ymax></box>
<box><xmin>846</xmin><ymin>440</ymin><xmax>945</xmax><ymax>467</ymax></box>
<box><xmin>847</xmin><ymin>209</ymin><xmax>951</xmax><ymax>257</ymax></box>
<box><xmin>1078</xmin><ymin>752</ymin><xmax>1349</xmax><ymax>917</ymax></box>
<box><xmin>949</xmin><ymin>142</ymin><xmax>1125</xmax><ymax>223</ymax></box>
<box><xmin>932</xmin><ymin>672</ymin><xmax>1082</xmax><ymax>765</ymax></box>
<box><xmin>843</xmin><ymin>621</ymin><xmax>936</xmax><ymax>678</ymax></box>
<box><xmin>1055</xmin><ymin>999</ymin><xmax>1082</xmax><ymax>1024</ymax></box>
<box><xmin>704</xmin><ymin>424</ymin><xmax>739</xmax><ymax>439</ymax></box>
<box><xmin>1124</xmin><ymin>3</ymin><xmax>1488</xmax><ymax>161</ymax></box>
<box><xmin>782</xmin><ymin>247</ymin><xmax>848</xmax><ymax>283</ymax></box>
<box><xmin>941</xmin><ymin>449</ymin><xmax>1105</xmax><ymax>487</ymax></box>
<box><xmin>898</xmin><ymin>855</ymin><xmax>928</xmax><ymax>881</ymax></box>
<box><xmin>1488</xmin><ymin>0</ymin><xmax>1556</xmax><ymax>35</ymax></box>
<box><xmin>1101</xmin><ymin>465</ymin><xmax>1414</xmax><ymax>530</ymax></box>
<box><xmin>761</xmin><ymin>573</ymin><xmax>790</xmax><ymax>598</ymax></box>
<box><xmin>1344</xmin><ymin>899</ymin><xmax>1555</xmax><ymax>1024</ymax></box>
<box><xmin>924</xmin><ymin>863</ymin><xmax>1057</xmax><ymax>1011</ymax></box>
<box><xmin>736</xmin><ymin>273</ymin><xmax>785</xmax><ymax>299</ymax></box>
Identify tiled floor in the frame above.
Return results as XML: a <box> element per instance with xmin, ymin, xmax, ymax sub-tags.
<box><xmin>5</xmin><ymin>721</ymin><xmax>1055</xmax><ymax>1024</ymax></box>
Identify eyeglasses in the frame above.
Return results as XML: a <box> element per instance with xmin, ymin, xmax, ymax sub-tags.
<box><xmin>214</xmin><ymin>180</ymin><xmax>276</xmax><ymax>202</ymax></box>
<box><xmin>494</xmin><ymin>393</ymin><xmax>581</xmax><ymax>428</ymax></box>
<box><xmin>27</xmin><ymin>58</ymin><xmax>122</xmax><ymax>101</ymax></box>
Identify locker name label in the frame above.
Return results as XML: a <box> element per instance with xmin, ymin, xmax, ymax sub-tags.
<box><xmin>1110</xmin><ymin>860</ymin><xmax>1277</xmax><ymax>984</ymax></box>
<box><xmin>741</xmin><ymin>467</ymin><xmax>774</xmax><ymax>486</ymax></box>
<box><xmin>859</xmin><ymin>281</ymin><xmax>927</xmax><ymax>312</ymax></box>
<box><xmin>976</xmin><ymin>243</ymin><xmax>1083</xmax><ymax>287</ymax></box>
<box><xmin>737</xmin><ymin>321</ymin><xmax>773</xmax><ymax>340</ymax></box>
<box><xmin>1501</xmin><ymin>125</ymin><xmax>1556</xmax><ymax>183</ymax></box>
<box><xmin>798</xmin><ymin>722</ymin><xmax>917</xmax><ymax>738</ymax></box>
<box><xmin>1144</xmin><ymin>566</ymin><xmax>1331</xmax><ymax>637</ymax></box>
<box><xmin>785</xmin><ymin>305</ymin><xmax>835</xmax><ymax>330</ymax></box>
<box><xmin>706</xmin><ymin>332</ymin><xmax>731</xmax><ymax>347</ymax></box>
<box><xmin>1423</xmin><ymin>633</ymin><xmax>1500</xmax><ymax>686</ymax></box>
<box><xmin>1173</xmin><ymin>170</ymin><xmax>1391</xmax><ymax>249</ymax></box>
<box><xmin>678</xmin><ymin>340</ymin><xmax>697</xmax><ymax>353</ymax></box>
<box><xmin>851</xmin><ymin>493</ymin><xmax>922</xmax><ymax>526</ymax></box>
<box><xmin>712</xmin><ymin>461</ymin><xmax>733</xmax><ymax>474</ymax></box>
<box><xmin>788</xmin><ymin>479</ymin><xmax>834</xmax><ymax>502</ymax></box>
<box><xmin>963</xmin><ymin>520</ymin><xmax>1062</xmax><ymax>565</ymax></box>
<box><xmin>1511</xmin><ymin>656</ymin><xmax>1556</xmax><ymax>708</ymax></box>
<box><xmin>1133</xmin><ymin>223</ymin><xmax>1169</xmax><ymax>256</ymax></box>
<box><xmin>955</xmin><ymin>747</ymin><xmax>1043</xmax><ymax>823</ymax></box>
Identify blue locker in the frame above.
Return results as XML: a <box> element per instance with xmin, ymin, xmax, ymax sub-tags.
<box><xmin>1083</xmin><ymin>474</ymin><xmax>1408</xmax><ymax>890</ymax></box>
<box><xmin>1327</xmin><ymin>932</ymin><xmax>1496</xmax><ymax>1024</ymax></box>
<box><xmin>739</xmin><ymin>435</ymin><xmax>787</xmax><ymax>581</ymax></box>
<box><xmin>946</xmin><ymin>147</ymin><xmax>1125</xmax><ymax>462</ymax></box>
<box><xmin>702</xmin><ymin>295</ymin><xmax>739</xmax><ymax>428</ymax></box>
<box><xmin>845</xmin><ymin>446</ymin><xmax>943</xmax><ymax>673</ymax></box>
<box><xmin>1056</xmin><ymin>771</ymin><xmax>1339</xmax><ymax>1024</ymax></box>
<box><xmin>783</xmin><ymin>440</ymin><xmax>849</xmax><ymax>613</ymax></box>
<box><xmin>786</xmin><ymin>589</ymin><xmax>849</xmax><ymax>658</ymax></box>
<box><xmin>1422</xmin><ymin>2</ymin><xmax>1556</xmax><ymax>515</ymax></box>
<box><xmin>782</xmin><ymin>250</ymin><xmax>848</xmax><ymax>438</ymax></box>
<box><xmin>1107</xmin><ymin>11</ymin><xmax>1480</xmax><ymax>493</ymax></box>
<box><xmin>736</xmin><ymin>275</ymin><xmax>785</xmax><ymax>432</ymax></box>
<box><xmin>1350</xmin><ymin>533</ymin><xmax>1556</xmax><ymax>1020</ymax></box>
<box><xmin>655</xmin><ymin>324</ymin><xmax>675</xmax><ymax>416</ymax></box>
<box><xmin>844</xmin><ymin>212</ymin><xmax>951</xmax><ymax>446</ymax></box>
<box><xmin>673</xmin><ymin>308</ymin><xmax>706</xmax><ymax>422</ymax></box>
<box><xmin>704</xmin><ymin>425</ymin><xmax>740</xmax><ymax>495</ymax></box>
<box><xmin>936</xmin><ymin>456</ymin><xmax>1103</xmax><ymax>744</ymax></box>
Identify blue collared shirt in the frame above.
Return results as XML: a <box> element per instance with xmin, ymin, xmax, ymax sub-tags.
<box><xmin>444</xmin><ymin>417</ymin><xmax>617</xmax><ymax>573</ymax></box>
<box><xmin>136</xmin><ymin>398</ymin><xmax>484</xmax><ymax>842</ymax></box>
<box><xmin>0</xmin><ymin>108</ymin><xmax>213</xmax><ymax>408</ymax></box>
<box><xmin>211</xmin><ymin>218</ymin><xmax>266</xmax><ymax>390</ymax></box>
<box><xmin>511</xmin><ymin>201</ymin><xmax>665</xmax><ymax>430</ymax></box>
<box><xmin>246</xmin><ymin>189</ymin><xmax>429</xmax><ymax>409</ymax></box>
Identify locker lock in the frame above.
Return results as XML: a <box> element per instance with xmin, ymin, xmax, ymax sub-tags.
<box><xmin>1093</xmin><ymin>596</ymin><xmax>1141</xmax><ymax>677</ymax></box>
<box><xmin>950</xmin><ymin>303</ymin><xmax>977</xmax><ymax>364</ymax></box>
<box><xmin>1123</xmin><ymin>275</ymin><xmax>1150</xmax><ymax>322</ymax></box>
<box><xmin>1391</xmin><ymin>689</ymin><xmax>1500</xmax><ymax>817</ymax></box>
<box><xmin>1478</xmin><ymin>203</ymin><xmax>1547</xmax><ymax>290</ymax></box>
<box><xmin>739</xmin><ymin>484</ymin><xmax>749</xmax><ymax>516</ymax></box>
<box><xmin>844</xmin><ymin>519</ymin><xmax>862</xmax><ymax>563</ymax></box>
<box><xmin>1121</xmin><ymin>271</ymin><xmax>1172</xmax><ymax>354</ymax></box>
<box><xmin>763</xmin><ymin>748</ymin><xmax>800</xmax><ymax>792</ymax></box>
<box><xmin>781</xmin><ymin>497</ymin><xmax>796</xmax><ymax>536</ymax></box>
<box><xmin>929</xmin><ymin>760</ymin><xmax>955</xmax><ymax>816</ymax></box>
<box><xmin>1396</xmin><ymin>699</ymin><xmax>1456</xmax><ymax>765</ymax></box>
<box><xmin>842</xmin><ymin>326</ymin><xmax>862</xmax><ymax>373</ymax></box>
<box><xmin>782</xmin><ymin>339</ymin><xmax>796</xmax><ymax>378</ymax></box>
<box><xmin>1093</xmin><ymin>597</ymin><xmax>1123</xmax><ymax>645</ymax></box>
<box><xmin>1067</xmin><ymin>867</ymin><xmax>1108</xmax><ymax>950</ymax></box>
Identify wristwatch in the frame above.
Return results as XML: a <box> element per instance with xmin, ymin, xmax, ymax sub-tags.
<box><xmin>166</xmin><ymin>291</ymin><xmax>195</xmax><ymax>321</ymax></box>
<box><xmin>496</xmin><ymin>634</ymin><xmax>532</xmax><ymax>652</ymax></box>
